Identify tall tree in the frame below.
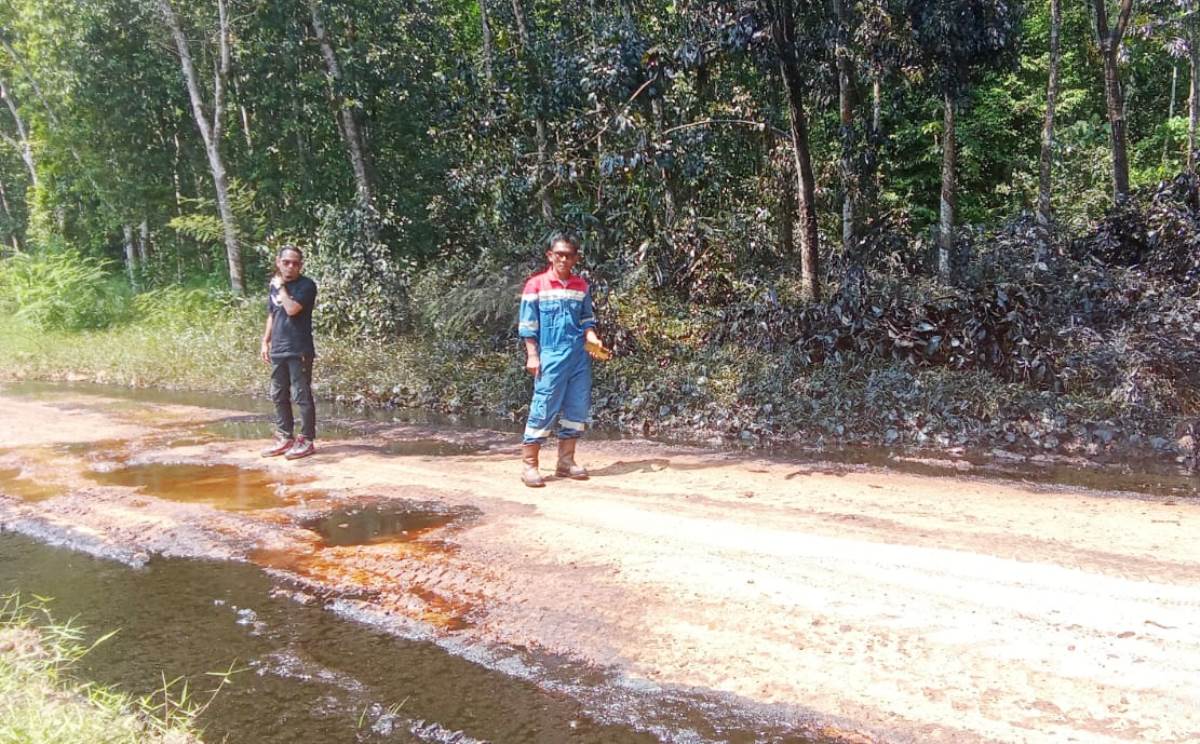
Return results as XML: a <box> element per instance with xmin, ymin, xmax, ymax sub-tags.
<box><xmin>1037</xmin><ymin>0</ymin><xmax>1062</xmax><ymax>242</ymax></box>
<box><xmin>834</xmin><ymin>0</ymin><xmax>860</xmax><ymax>261</ymax></box>
<box><xmin>1185</xmin><ymin>0</ymin><xmax>1200</xmax><ymax>171</ymax></box>
<box><xmin>766</xmin><ymin>0</ymin><xmax>821</xmax><ymax>301</ymax></box>
<box><xmin>307</xmin><ymin>0</ymin><xmax>376</xmax><ymax>215</ymax></box>
<box><xmin>511</xmin><ymin>0</ymin><xmax>555</xmax><ymax>223</ymax></box>
<box><xmin>479</xmin><ymin>0</ymin><xmax>496</xmax><ymax>89</ymax></box>
<box><xmin>0</xmin><ymin>78</ymin><xmax>36</xmax><ymax>187</ymax></box>
<box><xmin>1090</xmin><ymin>0</ymin><xmax>1136</xmax><ymax>202</ymax></box>
<box><xmin>156</xmin><ymin>0</ymin><xmax>244</xmax><ymax>294</ymax></box>
<box><xmin>0</xmin><ymin>175</ymin><xmax>20</xmax><ymax>251</ymax></box>
<box><xmin>909</xmin><ymin>0</ymin><xmax>1023</xmax><ymax>278</ymax></box>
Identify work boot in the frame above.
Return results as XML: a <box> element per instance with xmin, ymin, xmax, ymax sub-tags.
<box><xmin>555</xmin><ymin>438</ymin><xmax>589</xmax><ymax>480</ymax></box>
<box><xmin>261</xmin><ymin>435</ymin><xmax>294</xmax><ymax>458</ymax></box>
<box><xmin>284</xmin><ymin>436</ymin><xmax>315</xmax><ymax>460</ymax></box>
<box><xmin>521</xmin><ymin>444</ymin><xmax>545</xmax><ymax>488</ymax></box>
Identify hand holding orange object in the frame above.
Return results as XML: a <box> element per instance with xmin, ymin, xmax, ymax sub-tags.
<box><xmin>585</xmin><ymin>340</ymin><xmax>611</xmax><ymax>361</ymax></box>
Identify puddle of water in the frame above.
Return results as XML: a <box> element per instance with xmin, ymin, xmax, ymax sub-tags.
<box><xmin>10</xmin><ymin>381</ymin><xmax>1199</xmax><ymax>502</ymax></box>
<box><xmin>0</xmin><ymin>467</ymin><xmax>64</xmax><ymax>501</ymax></box>
<box><xmin>84</xmin><ymin>463</ymin><xmax>314</xmax><ymax>511</ymax></box>
<box><xmin>203</xmin><ymin>418</ymin><xmax>359</xmax><ymax>442</ymax></box>
<box><xmin>3</xmin><ymin>533</ymin><xmax>824</xmax><ymax>743</ymax></box>
<box><xmin>0</xmin><ymin>533</ymin><xmax>677</xmax><ymax>744</ymax></box>
<box><xmin>376</xmin><ymin>439</ymin><xmax>489</xmax><ymax>457</ymax></box>
<box><xmin>302</xmin><ymin>502</ymin><xmax>477</xmax><ymax>547</ymax></box>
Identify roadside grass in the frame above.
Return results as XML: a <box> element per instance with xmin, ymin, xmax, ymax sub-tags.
<box><xmin>0</xmin><ymin>593</ymin><xmax>227</xmax><ymax>744</ymax></box>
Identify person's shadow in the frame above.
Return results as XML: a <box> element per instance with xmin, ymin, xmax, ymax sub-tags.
<box><xmin>589</xmin><ymin>458</ymin><xmax>671</xmax><ymax>477</ymax></box>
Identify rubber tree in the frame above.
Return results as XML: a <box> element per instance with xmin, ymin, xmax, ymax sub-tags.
<box><xmin>307</xmin><ymin>0</ymin><xmax>376</xmax><ymax>216</ymax></box>
<box><xmin>0</xmin><ymin>77</ymin><xmax>36</xmax><ymax>187</ymax></box>
<box><xmin>511</xmin><ymin>0</ymin><xmax>555</xmax><ymax>223</ymax></box>
<box><xmin>1089</xmin><ymin>0</ymin><xmax>1136</xmax><ymax>202</ymax></box>
<box><xmin>1036</xmin><ymin>0</ymin><xmax>1062</xmax><ymax>246</ymax></box>
<box><xmin>832</xmin><ymin>0</ymin><xmax>913</xmax><ymax>291</ymax></box>
<box><xmin>908</xmin><ymin>0</ymin><xmax>1023</xmax><ymax>280</ymax></box>
<box><xmin>763</xmin><ymin>0</ymin><xmax>822</xmax><ymax>301</ymax></box>
<box><xmin>156</xmin><ymin>0</ymin><xmax>244</xmax><ymax>294</ymax></box>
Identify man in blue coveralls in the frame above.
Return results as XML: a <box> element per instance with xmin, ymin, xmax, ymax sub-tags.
<box><xmin>518</xmin><ymin>233</ymin><xmax>606</xmax><ymax>487</ymax></box>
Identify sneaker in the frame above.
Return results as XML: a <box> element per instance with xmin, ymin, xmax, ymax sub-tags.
<box><xmin>261</xmin><ymin>436</ymin><xmax>294</xmax><ymax>457</ymax></box>
<box><xmin>284</xmin><ymin>437</ymin><xmax>315</xmax><ymax>460</ymax></box>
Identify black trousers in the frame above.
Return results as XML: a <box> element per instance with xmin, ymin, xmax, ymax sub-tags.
<box><xmin>270</xmin><ymin>354</ymin><xmax>316</xmax><ymax>440</ymax></box>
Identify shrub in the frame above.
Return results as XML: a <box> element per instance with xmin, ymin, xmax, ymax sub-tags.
<box><xmin>0</xmin><ymin>250</ymin><xmax>128</xmax><ymax>331</ymax></box>
<box><xmin>305</xmin><ymin>204</ymin><xmax>414</xmax><ymax>340</ymax></box>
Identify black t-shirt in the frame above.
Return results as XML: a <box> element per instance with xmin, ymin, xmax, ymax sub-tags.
<box><xmin>267</xmin><ymin>276</ymin><xmax>318</xmax><ymax>358</ymax></box>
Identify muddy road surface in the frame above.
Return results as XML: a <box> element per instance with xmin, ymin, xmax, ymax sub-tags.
<box><xmin>1</xmin><ymin>383</ymin><xmax>1198</xmax><ymax>743</ymax></box>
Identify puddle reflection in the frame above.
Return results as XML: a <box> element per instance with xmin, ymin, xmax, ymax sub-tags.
<box><xmin>85</xmin><ymin>463</ymin><xmax>315</xmax><ymax>511</ymax></box>
<box><xmin>302</xmin><ymin>501</ymin><xmax>478</xmax><ymax>547</ymax></box>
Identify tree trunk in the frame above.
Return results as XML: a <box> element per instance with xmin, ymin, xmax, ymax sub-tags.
<box><xmin>834</xmin><ymin>0</ymin><xmax>857</xmax><ymax>260</ymax></box>
<box><xmin>652</xmin><ymin>97</ymin><xmax>677</xmax><ymax>227</ymax></box>
<box><xmin>157</xmin><ymin>0</ymin><xmax>244</xmax><ymax>294</ymax></box>
<box><xmin>938</xmin><ymin>89</ymin><xmax>957</xmax><ymax>279</ymax></box>
<box><xmin>0</xmin><ymin>78</ymin><xmax>37</xmax><ymax>187</ymax></box>
<box><xmin>778</xmin><ymin>146</ymin><xmax>795</xmax><ymax>257</ymax></box>
<box><xmin>0</xmin><ymin>177</ymin><xmax>20</xmax><ymax>252</ymax></box>
<box><xmin>170</xmin><ymin>127</ymin><xmax>185</xmax><ymax>282</ymax></box>
<box><xmin>1165</xmin><ymin>64</ymin><xmax>1176</xmax><ymax>166</ymax></box>
<box><xmin>772</xmin><ymin>0</ymin><xmax>820</xmax><ymax>301</ymax></box>
<box><xmin>123</xmin><ymin>224</ymin><xmax>139</xmax><ymax>289</ymax></box>
<box><xmin>1036</xmin><ymin>0</ymin><xmax>1061</xmax><ymax>244</ymax></box>
<box><xmin>308</xmin><ymin>0</ymin><xmax>375</xmax><ymax>215</ymax></box>
<box><xmin>479</xmin><ymin>0</ymin><xmax>495</xmax><ymax>89</ymax></box>
<box><xmin>1</xmin><ymin>38</ymin><xmax>112</xmax><ymax>209</ymax></box>
<box><xmin>511</xmin><ymin>0</ymin><xmax>555</xmax><ymax>223</ymax></box>
<box><xmin>1091</xmin><ymin>0</ymin><xmax>1135</xmax><ymax>203</ymax></box>
<box><xmin>138</xmin><ymin>219</ymin><xmax>150</xmax><ymax>264</ymax></box>
<box><xmin>1189</xmin><ymin>8</ymin><xmax>1200</xmax><ymax>172</ymax></box>
<box><xmin>1100</xmin><ymin>46</ymin><xmax>1129</xmax><ymax>200</ymax></box>
<box><xmin>871</xmin><ymin>72</ymin><xmax>883</xmax><ymax>195</ymax></box>
<box><xmin>231</xmin><ymin>75</ymin><xmax>253</xmax><ymax>150</ymax></box>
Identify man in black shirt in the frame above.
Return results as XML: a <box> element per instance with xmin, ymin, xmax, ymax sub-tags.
<box><xmin>260</xmin><ymin>245</ymin><xmax>319</xmax><ymax>460</ymax></box>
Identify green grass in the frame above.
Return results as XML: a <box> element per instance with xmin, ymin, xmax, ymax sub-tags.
<box><xmin>0</xmin><ymin>594</ymin><xmax>221</xmax><ymax>744</ymax></box>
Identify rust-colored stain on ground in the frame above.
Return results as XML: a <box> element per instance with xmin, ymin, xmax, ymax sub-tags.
<box><xmin>85</xmin><ymin>463</ymin><xmax>315</xmax><ymax>511</ymax></box>
<box><xmin>250</xmin><ymin>506</ymin><xmax>476</xmax><ymax>632</ymax></box>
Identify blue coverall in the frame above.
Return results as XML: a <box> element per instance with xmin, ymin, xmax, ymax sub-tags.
<box><xmin>518</xmin><ymin>269</ymin><xmax>596</xmax><ymax>445</ymax></box>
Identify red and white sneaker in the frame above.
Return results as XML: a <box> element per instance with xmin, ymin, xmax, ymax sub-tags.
<box><xmin>261</xmin><ymin>436</ymin><xmax>294</xmax><ymax>458</ymax></box>
<box><xmin>284</xmin><ymin>436</ymin><xmax>315</xmax><ymax>460</ymax></box>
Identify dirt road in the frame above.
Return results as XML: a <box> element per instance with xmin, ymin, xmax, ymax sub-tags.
<box><xmin>1</xmin><ymin>385</ymin><xmax>1198</xmax><ymax>743</ymax></box>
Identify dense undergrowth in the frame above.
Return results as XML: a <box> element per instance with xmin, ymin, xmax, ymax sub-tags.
<box><xmin>3</xmin><ymin>179</ymin><xmax>1200</xmax><ymax>466</ymax></box>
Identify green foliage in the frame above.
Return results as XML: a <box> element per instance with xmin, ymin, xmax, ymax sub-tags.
<box><xmin>304</xmin><ymin>204</ymin><xmax>414</xmax><ymax>340</ymax></box>
<box><xmin>410</xmin><ymin>261</ymin><xmax>526</xmax><ymax>342</ymax></box>
<box><xmin>0</xmin><ymin>249</ymin><xmax>128</xmax><ymax>331</ymax></box>
<box><xmin>168</xmin><ymin>180</ymin><xmax>268</xmax><ymax>247</ymax></box>
<box><xmin>131</xmin><ymin>285</ymin><xmax>240</xmax><ymax>329</ymax></box>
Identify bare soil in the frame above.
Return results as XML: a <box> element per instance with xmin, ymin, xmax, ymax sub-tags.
<box><xmin>1</xmin><ymin>388</ymin><xmax>1198</xmax><ymax>743</ymax></box>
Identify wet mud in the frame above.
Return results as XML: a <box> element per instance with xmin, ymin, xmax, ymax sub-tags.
<box><xmin>1</xmin><ymin>382</ymin><xmax>1198</xmax><ymax>744</ymax></box>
